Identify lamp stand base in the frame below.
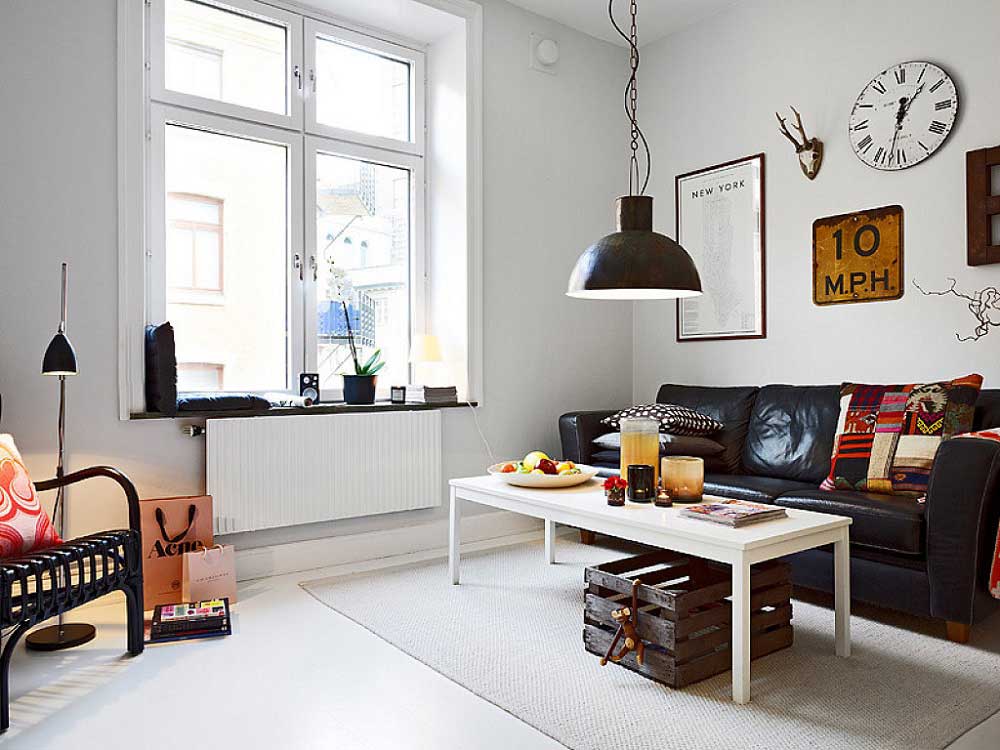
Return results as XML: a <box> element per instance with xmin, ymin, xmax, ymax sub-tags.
<box><xmin>25</xmin><ymin>623</ymin><xmax>96</xmax><ymax>651</ymax></box>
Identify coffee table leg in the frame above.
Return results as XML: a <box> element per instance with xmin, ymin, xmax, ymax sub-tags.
<box><xmin>732</xmin><ymin>555</ymin><xmax>751</xmax><ymax>704</ymax></box>
<box><xmin>449</xmin><ymin>487</ymin><xmax>461</xmax><ymax>585</ymax></box>
<box><xmin>544</xmin><ymin>519</ymin><xmax>556</xmax><ymax>564</ymax></box>
<box><xmin>834</xmin><ymin>528</ymin><xmax>851</xmax><ymax>657</ymax></box>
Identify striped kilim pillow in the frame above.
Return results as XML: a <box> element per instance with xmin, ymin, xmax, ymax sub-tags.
<box><xmin>820</xmin><ymin>374</ymin><xmax>983</xmax><ymax>496</ymax></box>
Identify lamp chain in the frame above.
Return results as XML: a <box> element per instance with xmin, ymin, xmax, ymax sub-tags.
<box><xmin>609</xmin><ymin>0</ymin><xmax>651</xmax><ymax>196</ymax></box>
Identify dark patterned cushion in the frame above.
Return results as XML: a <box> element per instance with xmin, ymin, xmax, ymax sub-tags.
<box><xmin>821</xmin><ymin>374</ymin><xmax>983</xmax><ymax>495</ymax></box>
<box><xmin>601</xmin><ymin>404</ymin><xmax>724</xmax><ymax>436</ymax></box>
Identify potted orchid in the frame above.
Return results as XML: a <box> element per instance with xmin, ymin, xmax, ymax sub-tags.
<box><xmin>328</xmin><ymin>259</ymin><xmax>385</xmax><ymax>405</ymax></box>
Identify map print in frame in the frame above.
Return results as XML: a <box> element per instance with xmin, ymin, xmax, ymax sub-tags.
<box><xmin>675</xmin><ymin>153</ymin><xmax>766</xmax><ymax>342</ymax></box>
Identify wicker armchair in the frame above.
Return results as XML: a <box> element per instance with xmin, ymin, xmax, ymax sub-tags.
<box><xmin>0</xmin><ymin>466</ymin><xmax>144</xmax><ymax>732</ymax></box>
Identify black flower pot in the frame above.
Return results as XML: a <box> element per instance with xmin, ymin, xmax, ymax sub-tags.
<box><xmin>343</xmin><ymin>374</ymin><xmax>377</xmax><ymax>405</ymax></box>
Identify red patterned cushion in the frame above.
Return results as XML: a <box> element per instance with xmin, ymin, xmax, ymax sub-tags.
<box><xmin>821</xmin><ymin>374</ymin><xmax>983</xmax><ymax>496</ymax></box>
<box><xmin>954</xmin><ymin>429</ymin><xmax>1000</xmax><ymax>598</ymax></box>
<box><xmin>0</xmin><ymin>435</ymin><xmax>62</xmax><ymax>558</ymax></box>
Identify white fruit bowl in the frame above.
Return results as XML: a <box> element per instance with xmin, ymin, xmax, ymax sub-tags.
<box><xmin>487</xmin><ymin>463</ymin><xmax>600</xmax><ymax>488</ymax></box>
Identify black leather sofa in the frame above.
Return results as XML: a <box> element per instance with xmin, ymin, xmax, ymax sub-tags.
<box><xmin>560</xmin><ymin>383</ymin><xmax>1000</xmax><ymax>642</ymax></box>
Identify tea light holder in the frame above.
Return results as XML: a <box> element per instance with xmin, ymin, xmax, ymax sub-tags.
<box><xmin>626</xmin><ymin>464</ymin><xmax>655</xmax><ymax>503</ymax></box>
<box><xmin>661</xmin><ymin>456</ymin><xmax>704</xmax><ymax>503</ymax></box>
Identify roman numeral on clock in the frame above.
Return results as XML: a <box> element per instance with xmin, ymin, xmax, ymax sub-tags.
<box><xmin>858</xmin><ymin>134</ymin><xmax>873</xmax><ymax>152</ymax></box>
<box><xmin>874</xmin><ymin>146</ymin><xmax>885</xmax><ymax>164</ymax></box>
<box><xmin>853</xmin><ymin>119</ymin><xmax>869</xmax><ymax>131</ymax></box>
<box><xmin>929</xmin><ymin>78</ymin><xmax>945</xmax><ymax>93</ymax></box>
<box><xmin>928</xmin><ymin>120</ymin><xmax>947</xmax><ymax>135</ymax></box>
<box><xmin>872</xmin><ymin>80</ymin><xmax>887</xmax><ymax>95</ymax></box>
<box><xmin>894</xmin><ymin>67</ymin><xmax>905</xmax><ymax>84</ymax></box>
<box><xmin>935</xmin><ymin>100</ymin><xmax>952</xmax><ymax>110</ymax></box>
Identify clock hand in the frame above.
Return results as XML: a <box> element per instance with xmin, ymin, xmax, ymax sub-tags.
<box><xmin>899</xmin><ymin>82</ymin><xmax>926</xmax><ymax>122</ymax></box>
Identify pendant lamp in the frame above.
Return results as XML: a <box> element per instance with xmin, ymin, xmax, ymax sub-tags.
<box><xmin>567</xmin><ymin>1</ymin><xmax>702</xmax><ymax>300</ymax></box>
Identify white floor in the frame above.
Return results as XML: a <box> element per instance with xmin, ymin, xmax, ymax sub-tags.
<box><xmin>3</xmin><ymin>549</ymin><xmax>999</xmax><ymax>750</ymax></box>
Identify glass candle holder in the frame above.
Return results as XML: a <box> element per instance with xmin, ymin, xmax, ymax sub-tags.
<box><xmin>661</xmin><ymin>456</ymin><xmax>704</xmax><ymax>503</ymax></box>
<box><xmin>620</xmin><ymin>417</ymin><xmax>660</xmax><ymax>488</ymax></box>
<box><xmin>626</xmin><ymin>464</ymin><xmax>655</xmax><ymax>503</ymax></box>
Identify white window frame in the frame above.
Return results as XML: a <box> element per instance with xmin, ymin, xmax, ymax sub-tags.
<box><xmin>118</xmin><ymin>0</ymin><xmax>483</xmax><ymax>419</ymax></box>
<box><xmin>149</xmin><ymin>102</ymin><xmax>305</xmax><ymax>391</ymax></box>
<box><xmin>304</xmin><ymin>19</ymin><xmax>425</xmax><ymax>157</ymax></box>
<box><xmin>304</xmin><ymin>135</ymin><xmax>426</xmax><ymax>397</ymax></box>
<box><xmin>149</xmin><ymin>0</ymin><xmax>305</xmax><ymax>130</ymax></box>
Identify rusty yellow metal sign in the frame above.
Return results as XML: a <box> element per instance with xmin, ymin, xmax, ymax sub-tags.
<box><xmin>813</xmin><ymin>205</ymin><xmax>903</xmax><ymax>305</ymax></box>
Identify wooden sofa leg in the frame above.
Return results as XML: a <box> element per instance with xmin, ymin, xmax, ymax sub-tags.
<box><xmin>946</xmin><ymin>621</ymin><xmax>971</xmax><ymax>644</ymax></box>
<box><xmin>580</xmin><ymin>530</ymin><xmax>596</xmax><ymax>545</ymax></box>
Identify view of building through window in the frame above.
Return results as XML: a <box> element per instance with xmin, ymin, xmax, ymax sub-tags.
<box><xmin>158</xmin><ymin>0</ymin><xmax>421</xmax><ymax>396</ymax></box>
<box><xmin>165</xmin><ymin>124</ymin><xmax>289</xmax><ymax>393</ymax></box>
<box><xmin>316</xmin><ymin>153</ymin><xmax>410</xmax><ymax>391</ymax></box>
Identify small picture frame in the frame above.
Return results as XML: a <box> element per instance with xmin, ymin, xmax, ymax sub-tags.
<box><xmin>390</xmin><ymin>385</ymin><xmax>407</xmax><ymax>404</ymax></box>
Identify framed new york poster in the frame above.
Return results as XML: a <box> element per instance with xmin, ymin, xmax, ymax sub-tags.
<box><xmin>675</xmin><ymin>153</ymin><xmax>766</xmax><ymax>342</ymax></box>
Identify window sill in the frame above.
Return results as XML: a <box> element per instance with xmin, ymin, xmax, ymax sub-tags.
<box><xmin>129</xmin><ymin>399</ymin><xmax>477</xmax><ymax>421</ymax></box>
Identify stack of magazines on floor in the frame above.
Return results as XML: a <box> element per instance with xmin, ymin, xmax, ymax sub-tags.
<box><xmin>406</xmin><ymin>385</ymin><xmax>458</xmax><ymax>404</ymax></box>
<box><xmin>680</xmin><ymin>499</ymin><xmax>787</xmax><ymax>527</ymax></box>
<box><xmin>148</xmin><ymin>598</ymin><xmax>233</xmax><ymax>644</ymax></box>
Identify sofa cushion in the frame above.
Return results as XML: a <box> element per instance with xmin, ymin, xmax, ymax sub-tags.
<box><xmin>600</xmin><ymin>404</ymin><xmax>724</xmax><ymax>436</ymax></box>
<box><xmin>704</xmin><ymin>473</ymin><xmax>817</xmax><ymax>504</ymax></box>
<box><xmin>822</xmin><ymin>374</ymin><xmax>983</xmax><ymax>495</ymax></box>
<box><xmin>774</xmin><ymin>489</ymin><xmax>925</xmax><ymax>556</ymax></box>
<box><xmin>656</xmin><ymin>385</ymin><xmax>759</xmax><ymax>474</ymax></box>
<box><xmin>592</xmin><ymin>432</ymin><xmax>726</xmax><ymax>457</ymax></box>
<box><xmin>593</xmin><ymin>450</ymin><xmax>729</xmax><ymax>475</ymax></box>
<box><xmin>743</xmin><ymin>385</ymin><xmax>840</xmax><ymax>483</ymax></box>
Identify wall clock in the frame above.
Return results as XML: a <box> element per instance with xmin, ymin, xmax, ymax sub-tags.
<box><xmin>849</xmin><ymin>61</ymin><xmax>958</xmax><ymax>171</ymax></box>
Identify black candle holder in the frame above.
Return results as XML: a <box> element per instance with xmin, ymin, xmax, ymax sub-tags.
<box><xmin>627</xmin><ymin>464</ymin><xmax>655</xmax><ymax>503</ymax></box>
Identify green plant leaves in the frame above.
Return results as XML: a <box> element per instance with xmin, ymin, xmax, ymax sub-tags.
<box><xmin>356</xmin><ymin>348</ymin><xmax>384</xmax><ymax>375</ymax></box>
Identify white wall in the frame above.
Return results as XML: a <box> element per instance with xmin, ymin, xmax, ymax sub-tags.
<box><xmin>633</xmin><ymin>0</ymin><xmax>1000</xmax><ymax>399</ymax></box>
<box><xmin>0</xmin><ymin>0</ymin><xmax>632</xmax><ymax>548</ymax></box>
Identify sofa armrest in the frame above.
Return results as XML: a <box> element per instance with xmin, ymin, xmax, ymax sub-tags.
<box><xmin>559</xmin><ymin>410</ymin><xmax>616</xmax><ymax>465</ymax></box>
<box><xmin>924</xmin><ymin>437</ymin><xmax>1000</xmax><ymax>624</ymax></box>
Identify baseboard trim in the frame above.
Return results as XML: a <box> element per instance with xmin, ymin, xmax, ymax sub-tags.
<box><xmin>235</xmin><ymin>510</ymin><xmax>550</xmax><ymax>582</ymax></box>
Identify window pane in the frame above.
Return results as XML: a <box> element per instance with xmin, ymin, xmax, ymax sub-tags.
<box><xmin>169</xmin><ymin>195</ymin><xmax>220</xmax><ymax>224</ymax></box>
<box><xmin>164</xmin><ymin>0</ymin><xmax>287</xmax><ymax>115</ymax></box>
<box><xmin>314</xmin><ymin>38</ymin><xmax>410</xmax><ymax>141</ymax></box>
<box><xmin>167</xmin><ymin>226</ymin><xmax>195</xmax><ymax>287</ymax></box>
<box><xmin>178</xmin><ymin>363</ymin><xmax>224</xmax><ymax>391</ymax></box>
<box><xmin>194</xmin><ymin>230</ymin><xmax>222</xmax><ymax>289</ymax></box>
<box><xmin>316</xmin><ymin>153</ymin><xmax>410</xmax><ymax>392</ymax></box>
<box><xmin>166</xmin><ymin>124</ymin><xmax>288</xmax><ymax>391</ymax></box>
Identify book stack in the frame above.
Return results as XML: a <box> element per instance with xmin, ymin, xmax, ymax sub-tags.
<box><xmin>680</xmin><ymin>499</ymin><xmax>787</xmax><ymax>528</ymax></box>
<box><xmin>406</xmin><ymin>385</ymin><xmax>458</xmax><ymax>404</ymax></box>
<box><xmin>148</xmin><ymin>598</ymin><xmax>232</xmax><ymax>644</ymax></box>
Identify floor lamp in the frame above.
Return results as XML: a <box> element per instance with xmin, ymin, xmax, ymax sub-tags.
<box><xmin>26</xmin><ymin>262</ymin><xmax>96</xmax><ymax>651</ymax></box>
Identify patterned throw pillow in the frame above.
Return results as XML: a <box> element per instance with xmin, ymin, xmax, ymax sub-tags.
<box><xmin>820</xmin><ymin>374</ymin><xmax>983</xmax><ymax>495</ymax></box>
<box><xmin>601</xmin><ymin>404</ymin><xmax>724</xmax><ymax>436</ymax></box>
<box><xmin>0</xmin><ymin>435</ymin><xmax>62</xmax><ymax>558</ymax></box>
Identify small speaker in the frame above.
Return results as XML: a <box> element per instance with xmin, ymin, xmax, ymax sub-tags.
<box><xmin>299</xmin><ymin>373</ymin><xmax>320</xmax><ymax>404</ymax></box>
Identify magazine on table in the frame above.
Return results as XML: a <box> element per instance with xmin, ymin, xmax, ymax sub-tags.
<box><xmin>680</xmin><ymin>499</ymin><xmax>786</xmax><ymax>527</ymax></box>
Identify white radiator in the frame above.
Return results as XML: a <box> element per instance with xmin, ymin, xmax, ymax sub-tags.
<box><xmin>207</xmin><ymin>410</ymin><xmax>442</xmax><ymax>534</ymax></box>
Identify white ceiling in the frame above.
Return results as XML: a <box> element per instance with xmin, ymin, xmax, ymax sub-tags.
<box><xmin>506</xmin><ymin>0</ymin><xmax>743</xmax><ymax>47</ymax></box>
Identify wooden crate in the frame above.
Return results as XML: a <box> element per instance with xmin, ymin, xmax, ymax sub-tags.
<box><xmin>583</xmin><ymin>550</ymin><xmax>793</xmax><ymax>688</ymax></box>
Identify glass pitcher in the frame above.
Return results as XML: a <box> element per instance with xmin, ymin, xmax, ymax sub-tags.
<box><xmin>619</xmin><ymin>417</ymin><xmax>659</xmax><ymax>489</ymax></box>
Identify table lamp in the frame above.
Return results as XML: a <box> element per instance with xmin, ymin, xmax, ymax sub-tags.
<box><xmin>408</xmin><ymin>333</ymin><xmax>443</xmax><ymax>386</ymax></box>
<box><xmin>26</xmin><ymin>263</ymin><xmax>96</xmax><ymax>651</ymax></box>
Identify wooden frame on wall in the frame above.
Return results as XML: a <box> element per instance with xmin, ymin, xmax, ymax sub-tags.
<box><xmin>675</xmin><ymin>153</ymin><xmax>766</xmax><ymax>342</ymax></box>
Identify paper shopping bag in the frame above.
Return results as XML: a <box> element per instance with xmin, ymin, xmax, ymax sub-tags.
<box><xmin>140</xmin><ymin>495</ymin><xmax>214</xmax><ymax>609</ymax></box>
<box><xmin>183</xmin><ymin>544</ymin><xmax>237</xmax><ymax>604</ymax></box>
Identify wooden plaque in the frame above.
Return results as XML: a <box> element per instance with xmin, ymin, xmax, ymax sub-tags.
<box><xmin>813</xmin><ymin>205</ymin><xmax>903</xmax><ymax>306</ymax></box>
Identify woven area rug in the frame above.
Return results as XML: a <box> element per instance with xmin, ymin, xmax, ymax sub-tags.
<box><xmin>301</xmin><ymin>538</ymin><xmax>1000</xmax><ymax>750</ymax></box>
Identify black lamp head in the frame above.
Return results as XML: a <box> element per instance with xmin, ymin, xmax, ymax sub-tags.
<box><xmin>567</xmin><ymin>196</ymin><xmax>702</xmax><ymax>300</ymax></box>
<box><xmin>42</xmin><ymin>332</ymin><xmax>78</xmax><ymax>376</ymax></box>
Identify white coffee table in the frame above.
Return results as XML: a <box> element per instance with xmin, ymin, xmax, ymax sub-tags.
<box><xmin>448</xmin><ymin>475</ymin><xmax>852</xmax><ymax>704</ymax></box>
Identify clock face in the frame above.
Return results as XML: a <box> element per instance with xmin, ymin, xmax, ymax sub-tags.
<box><xmin>849</xmin><ymin>61</ymin><xmax>958</xmax><ymax>171</ymax></box>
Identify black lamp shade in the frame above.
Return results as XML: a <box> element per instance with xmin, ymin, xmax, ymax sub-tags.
<box><xmin>42</xmin><ymin>332</ymin><xmax>78</xmax><ymax>376</ymax></box>
<box><xmin>567</xmin><ymin>196</ymin><xmax>702</xmax><ymax>300</ymax></box>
